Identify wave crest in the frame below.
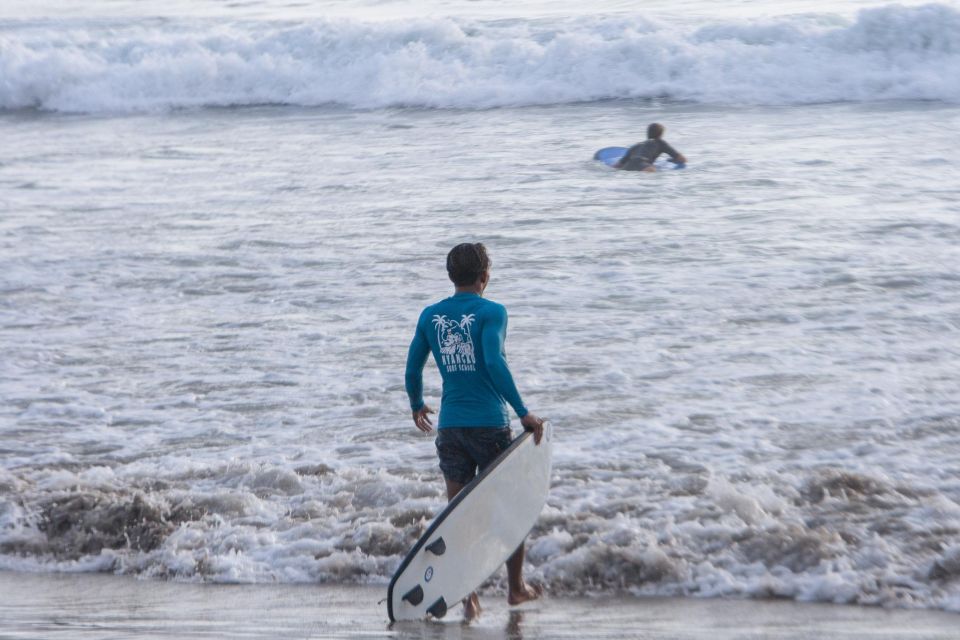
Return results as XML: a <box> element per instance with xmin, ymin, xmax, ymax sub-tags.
<box><xmin>1</xmin><ymin>4</ymin><xmax>958</xmax><ymax>112</ymax></box>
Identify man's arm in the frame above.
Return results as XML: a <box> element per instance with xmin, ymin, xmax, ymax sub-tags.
<box><xmin>404</xmin><ymin>321</ymin><xmax>434</xmax><ymax>432</ymax></box>
<box><xmin>480</xmin><ymin>306</ymin><xmax>528</xmax><ymax>418</ymax></box>
<box><xmin>480</xmin><ymin>307</ymin><xmax>545</xmax><ymax>443</ymax></box>
<box><xmin>661</xmin><ymin>140</ymin><xmax>687</xmax><ymax>164</ymax></box>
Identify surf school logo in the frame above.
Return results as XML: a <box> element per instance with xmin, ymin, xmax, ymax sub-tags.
<box><xmin>433</xmin><ymin>314</ymin><xmax>477</xmax><ymax>373</ymax></box>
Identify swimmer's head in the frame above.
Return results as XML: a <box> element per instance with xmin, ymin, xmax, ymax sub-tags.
<box><xmin>647</xmin><ymin>123</ymin><xmax>665</xmax><ymax>139</ymax></box>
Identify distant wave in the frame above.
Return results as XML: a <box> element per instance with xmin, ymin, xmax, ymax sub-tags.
<box><xmin>1</xmin><ymin>3</ymin><xmax>958</xmax><ymax>112</ymax></box>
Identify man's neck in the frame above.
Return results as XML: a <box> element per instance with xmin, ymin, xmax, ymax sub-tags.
<box><xmin>455</xmin><ymin>285</ymin><xmax>483</xmax><ymax>296</ymax></box>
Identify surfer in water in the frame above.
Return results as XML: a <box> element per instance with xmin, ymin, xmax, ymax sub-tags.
<box><xmin>615</xmin><ymin>122</ymin><xmax>687</xmax><ymax>172</ymax></box>
<box><xmin>404</xmin><ymin>242</ymin><xmax>545</xmax><ymax>620</ymax></box>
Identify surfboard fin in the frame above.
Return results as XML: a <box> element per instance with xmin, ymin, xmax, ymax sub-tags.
<box><xmin>425</xmin><ymin>537</ymin><xmax>446</xmax><ymax>556</ymax></box>
<box><xmin>401</xmin><ymin>585</ymin><xmax>424</xmax><ymax>606</ymax></box>
<box><xmin>427</xmin><ymin>597</ymin><xmax>447</xmax><ymax>619</ymax></box>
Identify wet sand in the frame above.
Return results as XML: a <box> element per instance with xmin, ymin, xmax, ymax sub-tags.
<box><xmin>0</xmin><ymin>571</ymin><xmax>957</xmax><ymax>639</ymax></box>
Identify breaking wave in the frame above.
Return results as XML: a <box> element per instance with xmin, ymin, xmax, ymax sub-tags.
<box><xmin>1</xmin><ymin>3</ymin><xmax>959</xmax><ymax>113</ymax></box>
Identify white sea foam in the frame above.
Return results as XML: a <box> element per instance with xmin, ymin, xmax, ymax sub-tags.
<box><xmin>5</xmin><ymin>460</ymin><xmax>959</xmax><ymax>610</ymax></box>
<box><xmin>1</xmin><ymin>4</ymin><xmax>958</xmax><ymax>113</ymax></box>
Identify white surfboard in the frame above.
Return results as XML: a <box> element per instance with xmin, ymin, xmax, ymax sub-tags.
<box><xmin>387</xmin><ymin>423</ymin><xmax>553</xmax><ymax>622</ymax></box>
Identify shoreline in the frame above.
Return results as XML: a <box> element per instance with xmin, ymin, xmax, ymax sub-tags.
<box><xmin>1</xmin><ymin>571</ymin><xmax>958</xmax><ymax>639</ymax></box>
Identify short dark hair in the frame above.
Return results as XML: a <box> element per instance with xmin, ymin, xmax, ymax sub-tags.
<box><xmin>446</xmin><ymin>243</ymin><xmax>490</xmax><ymax>286</ymax></box>
<box><xmin>647</xmin><ymin>122</ymin><xmax>665</xmax><ymax>139</ymax></box>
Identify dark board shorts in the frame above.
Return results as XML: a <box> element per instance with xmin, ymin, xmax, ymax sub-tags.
<box><xmin>435</xmin><ymin>426</ymin><xmax>513</xmax><ymax>485</ymax></box>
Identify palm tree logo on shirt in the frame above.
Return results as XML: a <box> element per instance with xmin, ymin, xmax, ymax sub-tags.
<box><xmin>433</xmin><ymin>314</ymin><xmax>476</xmax><ymax>365</ymax></box>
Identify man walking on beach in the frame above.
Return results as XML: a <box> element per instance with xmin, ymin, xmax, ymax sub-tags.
<box><xmin>404</xmin><ymin>242</ymin><xmax>545</xmax><ymax>620</ymax></box>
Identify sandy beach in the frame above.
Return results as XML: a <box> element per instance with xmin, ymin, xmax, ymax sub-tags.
<box><xmin>1</xmin><ymin>571</ymin><xmax>957</xmax><ymax>640</ymax></box>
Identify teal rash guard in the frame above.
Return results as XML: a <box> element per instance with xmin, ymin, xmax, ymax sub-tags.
<box><xmin>405</xmin><ymin>292</ymin><xmax>528</xmax><ymax>428</ymax></box>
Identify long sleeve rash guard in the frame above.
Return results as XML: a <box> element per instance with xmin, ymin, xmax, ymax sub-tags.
<box><xmin>405</xmin><ymin>292</ymin><xmax>528</xmax><ymax>428</ymax></box>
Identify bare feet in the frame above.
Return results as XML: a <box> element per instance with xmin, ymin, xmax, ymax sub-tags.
<box><xmin>507</xmin><ymin>581</ymin><xmax>543</xmax><ymax>606</ymax></box>
<box><xmin>462</xmin><ymin>592</ymin><xmax>481</xmax><ymax>621</ymax></box>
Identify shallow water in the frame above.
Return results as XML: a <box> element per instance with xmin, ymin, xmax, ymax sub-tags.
<box><xmin>3</xmin><ymin>98</ymin><xmax>959</xmax><ymax>609</ymax></box>
<box><xmin>1</xmin><ymin>572</ymin><xmax>958</xmax><ymax>639</ymax></box>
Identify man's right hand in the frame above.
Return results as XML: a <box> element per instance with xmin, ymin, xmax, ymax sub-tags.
<box><xmin>412</xmin><ymin>405</ymin><xmax>435</xmax><ymax>433</ymax></box>
<box><xmin>520</xmin><ymin>412</ymin><xmax>545</xmax><ymax>445</ymax></box>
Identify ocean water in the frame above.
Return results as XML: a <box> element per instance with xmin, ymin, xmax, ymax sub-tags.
<box><xmin>2</xmin><ymin>0</ymin><xmax>960</xmax><ymax>617</ymax></box>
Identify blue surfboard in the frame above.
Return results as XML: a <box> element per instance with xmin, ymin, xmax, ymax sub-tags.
<box><xmin>594</xmin><ymin>146</ymin><xmax>685</xmax><ymax>169</ymax></box>
<box><xmin>594</xmin><ymin>146</ymin><xmax>628</xmax><ymax>166</ymax></box>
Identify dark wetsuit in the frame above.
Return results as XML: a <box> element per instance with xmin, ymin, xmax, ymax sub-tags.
<box><xmin>617</xmin><ymin>138</ymin><xmax>682</xmax><ymax>171</ymax></box>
